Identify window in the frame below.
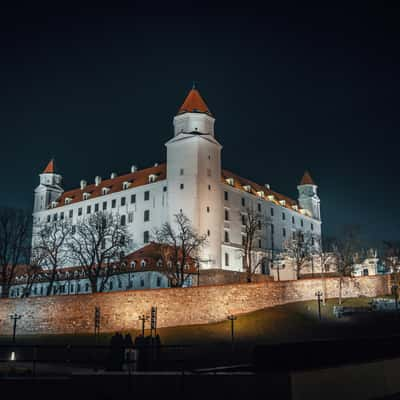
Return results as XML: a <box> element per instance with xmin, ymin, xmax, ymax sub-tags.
<box><xmin>241</xmin><ymin>214</ymin><xmax>246</xmax><ymax>225</ymax></box>
<box><xmin>206</xmin><ymin>206</ymin><xmax>210</xmax><ymax>213</ymax></box>
<box><xmin>257</xmin><ymin>203</ymin><xmax>261</xmax><ymax>212</ymax></box>
<box><xmin>207</xmin><ymin>229</ymin><xmax>210</xmax><ymax>236</ymax></box>
<box><xmin>121</xmin><ymin>215</ymin><xmax>126</xmax><ymax>226</ymax></box>
<box><xmin>118</xmin><ymin>280</ymin><xmax>122</xmax><ymax>289</ymax></box>
<box><xmin>271</xmin><ymin>223</ymin><xmax>274</xmax><ymax>234</ymax></box>
<box><xmin>144</xmin><ymin>210</ymin><xmax>150</xmax><ymax>222</ymax></box>
<box><xmin>208</xmin><ymin>184</ymin><xmax>211</xmax><ymax>191</ymax></box>
<box><xmin>241</xmin><ymin>198</ymin><xmax>245</xmax><ymax>207</ymax></box>
<box><xmin>144</xmin><ymin>191</ymin><xmax>150</xmax><ymax>201</ymax></box>
<box><xmin>310</xmin><ymin>223</ymin><xmax>313</xmax><ymax>230</ymax></box>
<box><xmin>258</xmin><ymin>239</ymin><xmax>262</xmax><ymax>248</ymax></box>
<box><xmin>258</xmin><ymin>220</ymin><xmax>262</xmax><ymax>230</ymax></box>
<box><xmin>131</xmin><ymin>194</ymin><xmax>136</xmax><ymax>204</ymax></box>
<box><xmin>282</xmin><ymin>228</ymin><xmax>286</xmax><ymax>237</ymax></box>
<box><xmin>109</xmin><ymin>281</ymin><xmax>113</xmax><ymax>290</ymax></box>
<box><xmin>60</xmin><ymin>212</ymin><xmax>64</xmax><ymax>220</ymax></box>
<box><xmin>47</xmin><ymin>215</ymin><xmax>51</xmax><ymax>223</ymax></box>
<box><xmin>270</xmin><ymin>208</ymin><xmax>274</xmax><ymax>217</ymax></box>
<box><xmin>140</xmin><ymin>278</ymin><xmax>144</xmax><ymax>287</ymax></box>
<box><xmin>78</xmin><ymin>208</ymin><xmax>82</xmax><ymax>216</ymax></box>
<box><xmin>156</xmin><ymin>277</ymin><xmax>161</xmax><ymax>287</ymax></box>
<box><xmin>112</xmin><ymin>199</ymin><xmax>116</xmax><ymax>208</ymax></box>
<box><xmin>102</xmin><ymin>201</ymin><xmax>107</xmax><ymax>211</ymax></box>
<box><xmin>77</xmin><ymin>283</ymin><xmax>81</xmax><ymax>293</ymax></box>
<box><xmin>311</xmin><ymin>237</ymin><xmax>315</xmax><ymax>246</ymax></box>
<box><xmin>72</xmin><ymin>225</ymin><xmax>76</xmax><ymax>234</ymax></box>
<box><xmin>224</xmin><ymin>231</ymin><xmax>230</xmax><ymax>243</ymax></box>
<box><xmin>180</xmin><ymin>183</ymin><xmax>184</xmax><ymax>190</ymax></box>
<box><xmin>141</xmin><ymin>260</ymin><xmax>147</xmax><ymax>268</ymax></box>
<box><xmin>282</xmin><ymin>212</ymin><xmax>285</xmax><ymax>220</ymax></box>
<box><xmin>180</xmin><ymin>168</ymin><xmax>184</xmax><ymax>175</ymax></box>
<box><xmin>94</xmin><ymin>203</ymin><xmax>99</xmax><ymax>212</ymax></box>
<box><xmin>224</xmin><ymin>209</ymin><xmax>229</xmax><ymax>221</ymax></box>
<box><xmin>207</xmin><ymin>168</ymin><xmax>211</xmax><ymax>177</ymax></box>
<box><xmin>128</xmin><ymin>212</ymin><xmax>133</xmax><ymax>223</ymax></box>
<box><xmin>163</xmin><ymin>186</ymin><xmax>167</xmax><ymax>192</ymax></box>
<box><xmin>87</xmin><ymin>205</ymin><xmax>91</xmax><ymax>214</ymax></box>
<box><xmin>292</xmin><ymin>231</ymin><xmax>296</xmax><ymax>240</ymax></box>
<box><xmin>225</xmin><ymin>253</ymin><xmax>229</xmax><ymax>266</ymax></box>
<box><xmin>85</xmin><ymin>283</ymin><xmax>89</xmax><ymax>292</ymax></box>
<box><xmin>143</xmin><ymin>231</ymin><xmax>149</xmax><ymax>243</ymax></box>
<box><xmin>69</xmin><ymin>210</ymin><xmax>73</xmax><ymax>218</ymax></box>
<box><xmin>53</xmin><ymin>213</ymin><xmax>57</xmax><ymax>221</ymax></box>
<box><xmin>130</xmin><ymin>261</ymin><xmax>136</xmax><ymax>269</ymax></box>
<box><xmin>224</xmin><ymin>191</ymin><xmax>228</xmax><ymax>201</ymax></box>
<box><xmin>121</xmin><ymin>197</ymin><xmax>126</xmax><ymax>206</ymax></box>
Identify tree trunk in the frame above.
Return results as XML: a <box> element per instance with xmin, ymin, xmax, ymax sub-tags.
<box><xmin>90</xmin><ymin>276</ymin><xmax>98</xmax><ymax>293</ymax></box>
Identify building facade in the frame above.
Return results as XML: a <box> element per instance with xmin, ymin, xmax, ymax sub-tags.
<box><xmin>32</xmin><ymin>86</ymin><xmax>322</xmax><ymax>280</ymax></box>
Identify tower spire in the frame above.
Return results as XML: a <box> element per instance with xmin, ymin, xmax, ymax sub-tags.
<box><xmin>43</xmin><ymin>159</ymin><xmax>56</xmax><ymax>174</ymax></box>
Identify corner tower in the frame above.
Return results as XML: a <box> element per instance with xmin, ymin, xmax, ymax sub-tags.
<box><xmin>33</xmin><ymin>159</ymin><xmax>63</xmax><ymax>213</ymax></box>
<box><xmin>297</xmin><ymin>171</ymin><xmax>320</xmax><ymax>220</ymax></box>
<box><xmin>166</xmin><ymin>86</ymin><xmax>223</xmax><ymax>269</ymax></box>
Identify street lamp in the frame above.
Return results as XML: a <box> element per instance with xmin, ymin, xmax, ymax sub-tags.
<box><xmin>138</xmin><ymin>314</ymin><xmax>149</xmax><ymax>337</ymax></box>
<box><xmin>227</xmin><ymin>314</ymin><xmax>237</xmax><ymax>359</ymax></box>
<box><xmin>9</xmin><ymin>313</ymin><xmax>22</xmax><ymax>343</ymax></box>
<box><xmin>315</xmin><ymin>291</ymin><xmax>323</xmax><ymax>320</ymax></box>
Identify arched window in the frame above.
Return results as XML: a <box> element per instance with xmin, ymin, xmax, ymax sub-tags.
<box><xmin>141</xmin><ymin>259</ymin><xmax>147</xmax><ymax>268</ymax></box>
<box><xmin>130</xmin><ymin>261</ymin><xmax>136</xmax><ymax>269</ymax></box>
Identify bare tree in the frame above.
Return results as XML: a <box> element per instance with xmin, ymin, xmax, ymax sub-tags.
<box><xmin>153</xmin><ymin>212</ymin><xmax>207</xmax><ymax>287</ymax></box>
<box><xmin>0</xmin><ymin>207</ymin><xmax>31</xmax><ymax>298</ymax></box>
<box><xmin>331</xmin><ymin>225</ymin><xmax>362</xmax><ymax>305</ymax></box>
<box><xmin>33</xmin><ymin>219</ymin><xmax>72</xmax><ymax>296</ymax></box>
<box><xmin>283</xmin><ymin>230</ymin><xmax>313</xmax><ymax>280</ymax></box>
<box><xmin>238</xmin><ymin>207</ymin><xmax>270</xmax><ymax>283</ymax></box>
<box><xmin>20</xmin><ymin>246</ymin><xmax>46</xmax><ymax>297</ymax></box>
<box><xmin>67</xmin><ymin>212</ymin><xmax>130</xmax><ymax>293</ymax></box>
<box><xmin>383</xmin><ymin>241</ymin><xmax>400</xmax><ymax>283</ymax></box>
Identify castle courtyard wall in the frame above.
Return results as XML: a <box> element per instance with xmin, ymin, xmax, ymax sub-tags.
<box><xmin>0</xmin><ymin>275</ymin><xmax>390</xmax><ymax>336</ymax></box>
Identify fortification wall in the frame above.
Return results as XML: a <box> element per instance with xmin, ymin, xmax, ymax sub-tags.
<box><xmin>0</xmin><ymin>275</ymin><xmax>390</xmax><ymax>336</ymax></box>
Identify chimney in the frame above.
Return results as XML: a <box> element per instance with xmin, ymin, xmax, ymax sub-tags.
<box><xmin>80</xmin><ymin>180</ymin><xmax>87</xmax><ymax>190</ymax></box>
<box><xmin>95</xmin><ymin>176</ymin><xmax>102</xmax><ymax>186</ymax></box>
<box><xmin>131</xmin><ymin>165</ymin><xmax>138</xmax><ymax>173</ymax></box>
<box><xmin>264</xmin><ymin>184</ymin><xmax>270</xmax><ymax>189</ymax></box>
<box><xmin>110</xmin><ymin>172</ymin><xmax>117</xmax><ymax>179</ymax></box>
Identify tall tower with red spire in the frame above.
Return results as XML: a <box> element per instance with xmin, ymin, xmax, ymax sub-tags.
<box><xmin>33</xmin><ymin>159</ymin><xmax>63</xmax><ymax>213</ymax></box>
<box><xmin>166</xmin><ymin>85</ymin><xmax>223</xmax><ymax>269</ymax></box>
<box><xmin>297</xmin><ymin>170</ymin><xmax>320</xmax><ymax>220</ymax></box>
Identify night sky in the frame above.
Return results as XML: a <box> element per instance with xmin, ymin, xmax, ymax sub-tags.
<box><xmin>1</xmin><ymin>3</ymin><xmax>399</xmax><ymax>246</ymax></box>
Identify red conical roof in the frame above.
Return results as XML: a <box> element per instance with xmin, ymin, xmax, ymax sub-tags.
<box><xmin>43</xmin><ymin>159</ymin><xmax>55</xmax><ymax>174</ymax></box>
<box><xmin>178</xmin><ymin>87</ymin><xmax>212</xmax><ymax>116</ymax></box>
<box><xmin>300</xmin><ymin>170</ymin><xmax>316</xmax><ymax>185</ymax></box>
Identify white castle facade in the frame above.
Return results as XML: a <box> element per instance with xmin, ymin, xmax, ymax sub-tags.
<box><xmin>16</xmin><ymin>87</ymin><xmax>323</xmax><ymax>297</ymax></box>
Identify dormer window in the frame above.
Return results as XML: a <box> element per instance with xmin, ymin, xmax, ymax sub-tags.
<box><xmin>226</xmin><ymin>178</ymin><xmax>234</xmax><ymax>186</ymax></box>
<box><xmin>83</xmin><ymin>192</ymin><xmax>90</xmax><ymax>201</ymax></box>
<box><xmin>140</xmin><ymin>259</ymin><xmax>147</xmax><ymax>268</ymax></box>
<box><xmin>243</xmin><ymin>185</ymin><xmax>251</xmax><ymax>192</ymax></box>
<box><xmin>102</xmin><ymin>187</ymin><xmax>110</xmax><ymax>195</ymax></box>
<box><xmin>64</xmin><ymin>197</ymin><xmax>72</xmax><ymax>205</ymax></box>
<box><xmin>267</xmin><ymin>195</ymin><xmax>275</xmax><ymax>201</ymax></box>
<box><xmin>279</xmin><ymin>200</ymin><xmax>286</xmax><ymax>206</ymax></box>
<box><xmin>51</xmin><ymin>201</ymin><xmax>58</xmax><ymax>208</ymax></box>
<box><xmin>292</xmin><ymin>205</ymin><xmax>298</xmax><ymax>211</ymax></box>
<box><xmin>257</xmin><ymin>191</ymin><xmax>264</xmax><ymax>198</ymax></box>
<box><xmin>130</xmin><ymin>261</ymin><xmax>136</xmax><ymax>269</ymax></box>
<box><xmin>148</xmin><ymin>174</ymin><xmax>157</xmax><ymax>183</ymax></box>
<box><xmin>122</xmin><ymin>181</ymin><xmax>131</xmax><ymax>190</ymax></box>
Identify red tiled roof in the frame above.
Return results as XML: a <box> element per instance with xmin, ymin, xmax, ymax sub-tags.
<box><xmin>221</xmin><ymin>169</ymin><xmax>303</xmax><ymax>213</ymax></box>
<box><xmin>43</xmin><ymin>159</ymin><xmax>55</xmax><ymax>174</ymax></box>
<box><xmin>54</xmin><ymin>164</ymin><xmax>167</xmax><ymax>208</ymax></box>
<box><xmin>299</xmin><ymin>170</ymin><xmax>316</xmax><ymax>185</ymax></box>
<box><xmin>178</xmin><ymin>88</ymin><xmax>212</xmax><ymax>116</ymax></box>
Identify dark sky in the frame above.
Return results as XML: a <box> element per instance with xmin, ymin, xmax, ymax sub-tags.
<box><xmin>1</xmin><ymin>3</ymin><xmax>399</xmax><ymax>245</ymax></box>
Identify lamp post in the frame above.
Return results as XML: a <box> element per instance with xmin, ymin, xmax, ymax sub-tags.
<box><xmin>227</xmin><ymin>315</ymin><xmax>237</xmax><ymax>359</ymax></box>
<box><xmin>9</xmin><ymin>313</ymin><xmax>22</xmax><ymax>343</ymax></box>
<box><xmin>138</xmin><ymin>314</ymin><xmax>149</xmax><ymax>337</ymax></box>
<box><xmin>315</xmin><ymin>291</ymin><xmax>323</xmax><ymax>320</ymax></box>
<box><xmin>392</xmin><ymin>284</ymin><xmax>399</xmax><ymax>311</ymax></box>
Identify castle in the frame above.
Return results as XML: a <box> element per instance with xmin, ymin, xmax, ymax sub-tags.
<box><xmin>18</xmin><ymin>86</ymin><xmax>322</xmax><ymax>297</ymax></box>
